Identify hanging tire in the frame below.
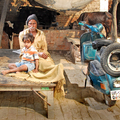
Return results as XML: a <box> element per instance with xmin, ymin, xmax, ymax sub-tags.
<box><xmin>104</xmin><ymin>94</ymin><xmax>116</xmax><ymax>107</ymax></box>
<box><xmin>100</xmin><ymin>43</ymin><xmax>120</xmax><ymax>77</ymax></box>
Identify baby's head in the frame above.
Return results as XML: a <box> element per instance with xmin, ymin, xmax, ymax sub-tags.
<box><xmin>22</xmin><ymin>33</ymin><xmax>34</xmax><ymax>43</ymax></box>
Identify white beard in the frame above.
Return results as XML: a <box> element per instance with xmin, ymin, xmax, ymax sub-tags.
<box><xmin>29</xmin><ymin>27</ymin><xmax>36</xmax><ymax>32</ymax></box>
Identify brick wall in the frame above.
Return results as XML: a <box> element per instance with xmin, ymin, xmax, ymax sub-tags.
<box><xmin>43</xmin><ymin>30</ymin><xmax>85</xmax><ymax>51</ymax></box>
<box><xmin>2</xmin><ymin>30</ymin><xmax>85</xmax><ymax>50</ymax></box>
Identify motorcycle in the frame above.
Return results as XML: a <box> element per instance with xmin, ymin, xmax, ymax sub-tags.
<box><xmin>79</xmin><ymin>22</ymin><xmax>120</xmax><ymax>106</ymax></box>
<box><xmin>79</xmin><ymin>22</ymin><xmax>105</xmax><ymax>62</ymax></box>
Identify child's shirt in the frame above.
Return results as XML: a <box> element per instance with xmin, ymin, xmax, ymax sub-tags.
<box><xmin>21</xmin><ymin>46</ymin><xmax>39</xmax><ymax>62</ymax></box>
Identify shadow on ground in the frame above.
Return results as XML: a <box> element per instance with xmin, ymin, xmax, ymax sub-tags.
<box><xmin>0</xmin><ymin>91</ymin><xmax>47</xmax><ymax>117</ymax></box>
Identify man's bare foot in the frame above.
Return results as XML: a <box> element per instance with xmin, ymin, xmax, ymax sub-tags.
<box><xmin>1</xmin><ymin>70</ymin><xmax>9</xmax><ymax>75</ymax></box>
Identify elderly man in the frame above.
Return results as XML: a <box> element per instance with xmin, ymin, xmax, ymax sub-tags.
<box><xmin>19</xmin><ymin>14</ymin><xmax>48</xmax><ymax>60</ymax></box>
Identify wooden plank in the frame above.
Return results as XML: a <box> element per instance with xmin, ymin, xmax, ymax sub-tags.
<box><xmin>103</xmin><ymin>109</ymin><xmax>116</xmax><ymax>120</ymax></box>
<box><xmin>0</xmin><ymin>83</ymin><xmax>56</xmax><ymax>87</ymax></box>
<box><xmin>0</xmin><ymin>87</ymin><xmax>42</xmax><ymax>91</ymax></box>
<box><xmin>54</xmin><ymin>98</ymin><xmax>65</xmax><ymax>120</ymax></box>
<box><xmin>59</xmin><ymin>98</ymin><xmax>73</xmax><ymax>120</ymax></box>
<box><xmin>85</xmin><ymin>98</ymin><xmax>108</xmax><ymax>110</ymax></box>
<box><xmin>67</xmin><ymin>99</ymin><xmax>82</xmax><ymax>119</ymax></box>
<box><xmin>0</xmin><ymin>0</ymin><xmax>10</xmax><ymax>47</ymax></box>
<box><xmin>0</xmin><ymin>86</ymin><xmax>54</xmax><ymax>91</ymax></box>
<box><xmin>113</xmin><ymin>102</ymin><xmax>120</xmax><ymax>115</ymax></box>
<box><xmin>97</xmin><ymin>110</ymin><xmax>113</xmax><ymax>120</ymax></box>
<box><xmin>42</xmin><ymin>90</ymin><xmax>55</xmax><ymax>119</ymax></box>
<box><xmin>87</xmin><ymin>107</ymin><xmax>101</xmax><ymax>120</ymax></box>
<box><xmin>75</xmin><ymin>101</ymin><xmax>92</xmax><ymax>120</ymax></box>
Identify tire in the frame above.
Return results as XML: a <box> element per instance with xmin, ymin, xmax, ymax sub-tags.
<box><xmin>104</xmin><ymin>94</ymin><xmax>116</xmax><ymax>107</ymax></box>
<box><xmin>100</xmin><ymin>43</ymin><xmax>120</xmax><ymax>77</ymax></box>
<box><xmin>99</xmin><ymin>46</ymin><xmax>106</xmax><ymax>56</ymax></box>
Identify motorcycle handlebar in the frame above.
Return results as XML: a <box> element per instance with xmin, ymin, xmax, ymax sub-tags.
<box><xmin>78</xmin><ymin>22</ymin><xmax>98</xmax><ymax>32</ymax></box>
<box><xmin>78</xmin><ymin>22</ymin><xmax>104</xmax><ymax>38</ymax></box>
<box><xmin>78</xmin><ymin>22</ymin><xmax>84</xmax><ymax>26</ymax></box>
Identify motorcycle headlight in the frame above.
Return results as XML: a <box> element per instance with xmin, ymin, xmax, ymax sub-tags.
<box><xmin>114</xmin><ymin>80</ymin><xmax>120</xmax><ymax>87</ymax></box>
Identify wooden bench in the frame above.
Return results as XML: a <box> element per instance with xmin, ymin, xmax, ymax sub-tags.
<box><xmin>0</xmin><ymin>49</ymin><xmax>56</xmax><ymax>119</ymax></box>
<box><xmin>66</xmin><ymin>37</ymin><xmax>80</xmax><ymax>63</ymax></box>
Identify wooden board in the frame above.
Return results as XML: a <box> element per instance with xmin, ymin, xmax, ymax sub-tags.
<box><xmin>0</xmin><ymin>0</ymin><xmax>10</xmax><ymax>47</ymax></box>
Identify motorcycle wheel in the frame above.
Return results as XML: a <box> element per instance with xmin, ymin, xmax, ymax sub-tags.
<box><xmin>100</xmin><ymin>43</ymin><xmax>120</xmax><ymax>77</ymax></box>
<box><xmin>104</xmin><ymin>94</ymin><xmax>116</xmax><ymax>107</ymax></box>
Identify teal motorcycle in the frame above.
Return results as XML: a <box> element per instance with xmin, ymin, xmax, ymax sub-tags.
<box><xmin>79</xmin><ymin>22</ymin><xmax>120</xmax><ymax>106</ymax></box>
<box><xmin>79</xmin><ymin>22</ymin><xmax>105</xmax><ymax>62</ymax></box>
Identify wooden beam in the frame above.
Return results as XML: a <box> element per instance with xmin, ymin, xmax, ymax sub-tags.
<box><xmin>112</xmin><ymin>0</ymin><xmax>118</xmax><ymax>42</ymax></box>
<box><xmin>42</xmin><ymin>91</ymin><xmax>55</xmax><ymax>119</ymax></box>
<box><xmin>0</xmin><ymin>0</ymin><xmax>10</xmax><ymax>48</ymax></box>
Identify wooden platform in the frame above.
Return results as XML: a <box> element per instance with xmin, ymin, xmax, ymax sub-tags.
<box><xmin>0</xmin><ymin>49</ymin><xmax>56</xmax><ymax>119</ymax></box>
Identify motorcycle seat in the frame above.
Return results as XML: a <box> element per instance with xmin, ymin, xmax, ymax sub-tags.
<box><xmin>92</xmin><ymin>39</ymin><xmax>113</xmax><ymax>50</ymax></box>
<box><xmin>90</xmin><ymin>60</ymin><xmax>106</xmax><ymax>76</ymax></box>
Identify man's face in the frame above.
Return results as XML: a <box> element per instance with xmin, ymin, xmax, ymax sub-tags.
<box><xmin>28</xmin><ymin>19</ymin><xmax>37</xmax><ymax>32</ymax></box>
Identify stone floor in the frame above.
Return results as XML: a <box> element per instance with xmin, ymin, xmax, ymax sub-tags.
<box><xmin>0</xmin><ymin>51</ymin><xmax>120</xmax><ymax>120</ymax></box>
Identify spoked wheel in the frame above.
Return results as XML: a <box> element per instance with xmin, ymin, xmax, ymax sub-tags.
<box><xmin>104</xmin><ymin>94</ymin><xmax>116</xmax><ymax>107</ymax></box>
<box><xmin>101</xmin><ymin>43</ymin><xmax>120</xmax><ymax>77</ymax></box>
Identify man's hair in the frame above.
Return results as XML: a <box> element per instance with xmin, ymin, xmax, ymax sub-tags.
<box><xmin>22</xmin><ymin>33</ymin><xmax>34</xmax><ymax>43</ymax></box>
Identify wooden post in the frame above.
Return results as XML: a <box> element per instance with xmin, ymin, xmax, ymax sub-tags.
<box><xmin>42</xmin><ymin>90</ymin><xmax>55</xmax><ymax>119</ymax></box>
<box><xmin>112</xmin><ymin>0</ymin><xmax>118</xmax><ymax>42</ymax></box>
<box><xmin>0</xmin><ymin>0</ymin><xmax>10</xmax><ymax>48</ymax></box>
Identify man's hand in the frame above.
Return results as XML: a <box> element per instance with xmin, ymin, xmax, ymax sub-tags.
<box><xmin>38</xmin><ymin>52</ymin><xmax>48</xmax><ymax>59</ymax></box>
